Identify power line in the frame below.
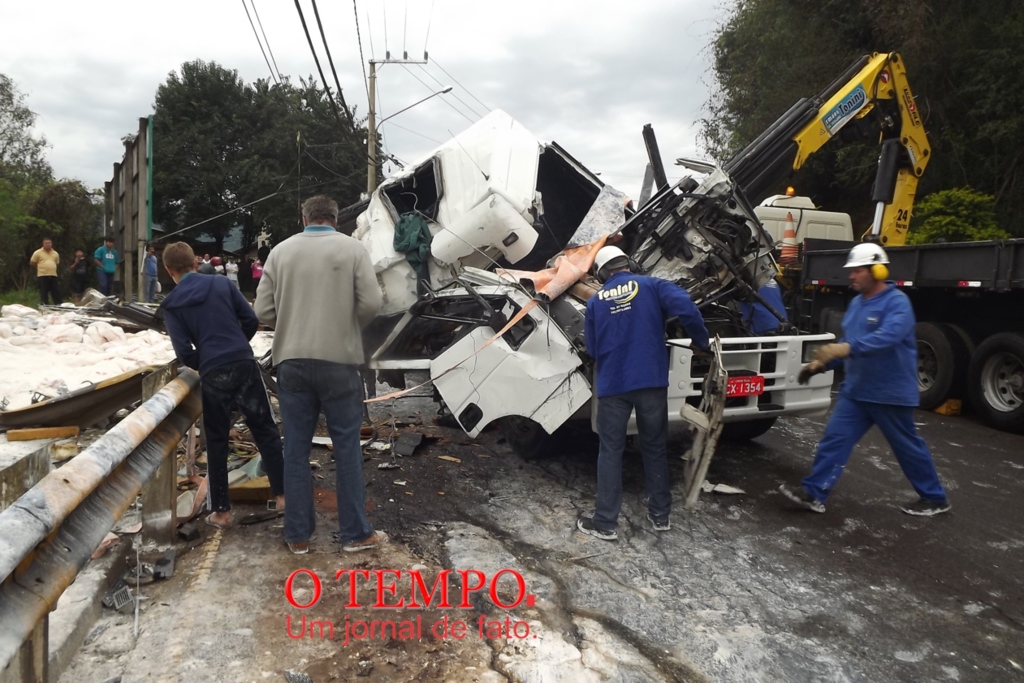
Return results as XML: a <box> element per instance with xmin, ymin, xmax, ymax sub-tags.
<box><xmin>366</xmin><ymin>9</ymin><xmax>376</xmax><ymax>59</ymax></box>
<box><xmin>432</xmin><ymin>58</ymin><xmax>491</xmax><ymax>114</ymax></box>
<box><xmin>417</xmin><ymin>64</ymin><xmax>484</xmax><ymax>119</ymax></box>
<box><xmin>353</xmin><ymin>0</ymin><xmax>370</xmax><ymax>104</ymax></box>
<box><xmin>381</xmin><ymin>119</ymin><xmax>443</xmax><ymax>144</ymax></box>
<box><xmin>241</xmin><ymin>0</ymin><xmax>279</xmax><ymax>85</ymax></box>
<box><xmin>310</xmin><ymin>0</ymin><xmax>353</xmax><ymax>127</ymax></box>
<box><xmin>293</xmin><ymin>0</ymin><xmax>354</xmax><ymax>128</ymax></box>
<box><xmin>383</xmin><ymin>1</ymin><xmax>389</xmax><ymax>55</ymax></box>
<box><xmin>251</xmin><ymin>0</ymin><xmax>281</xmax><ymax>81</ymax></box>
<box><xmin>401</xmin><ymin>64</ymin><xmax>475</xmax><ymax>123</ymax></box>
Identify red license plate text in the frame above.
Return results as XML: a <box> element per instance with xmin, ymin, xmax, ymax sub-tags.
<box><xmin>726</xmin><ymin>375</ymin><xmax>764</xmax><ymax>397</ymax></box>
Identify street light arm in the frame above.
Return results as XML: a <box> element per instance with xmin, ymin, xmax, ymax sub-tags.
<box><xmin>376</xmin><ymin>86</ymin><xmax>452</xmax><ymax>129</ymax></box>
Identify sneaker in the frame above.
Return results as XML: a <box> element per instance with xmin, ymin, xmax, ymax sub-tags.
<box><xmin>779</xmin><ymin>485</ymin><xmax>826</xmax><ymax>513</ymax></box>
<box><xmin>287</xmin><ymin>541</ymin><xmax>309</xmax><ymax>555</ymax></box>
<box><xmin>576</xmin><ymin>516</ymin><xmax>617</xmax><ymax>541</ymax></box>
<box><xmin>900</xmin><ymin>499</ymin><xmax>951</xmax><ymax>517</ymax></box>
<box><xmin>647</xmin><ymin>513</ymin><xmax>671</xmax><ymax>532</ymax></box>
<box><xmin>342</xmin><ymin>530</ymin><xmax>389</xmax><ymax>552</ymax></box>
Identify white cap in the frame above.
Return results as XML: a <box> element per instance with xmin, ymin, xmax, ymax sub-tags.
<box><xmin>844</xmin><ymin>242</ymin><xmax>889</xmax><ymax>268</ymax></box>
<box><xmin>594</xmin><ymin>245</ymin><xmax>629</xmax><ymax>272</ymax></box>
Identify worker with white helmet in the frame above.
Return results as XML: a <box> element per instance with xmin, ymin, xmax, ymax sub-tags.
<box><xmin>781</xmin><ymin>242</ymin><xmax>951</xmax><ymax>516</ymax></box>
<box><xmin>576</xmin><ymin>245</ymin><xmax>710</xmax><ymax>541</ymax></box>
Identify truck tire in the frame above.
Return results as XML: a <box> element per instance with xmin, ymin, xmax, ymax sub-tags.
<box><xmin>498</xmin><ymin>416</ymin><xmax>551</xmax><ymax>460</ymax></box>
<box><xmin>968</xmin><ymin>332</ymin><xmax>1024</xmax><ymax>433</ymax></box>
<box><xmin>720</xmin><ymin>417</ymin><xmax>778</xmax><ymax>442</ymax></box>
<box><xmin>916</xmin><ymin>322</ymin><xmax>969</xmax><ymax>410</ymax></box>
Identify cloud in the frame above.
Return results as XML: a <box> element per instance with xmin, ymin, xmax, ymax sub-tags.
<box><xmin>1</xmin><ymin>0</ymin><xmax>728</xmax><ymax>199</ymax></box>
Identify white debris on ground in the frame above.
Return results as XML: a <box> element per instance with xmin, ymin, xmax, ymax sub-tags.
<box><xmin>0</xmin><ymin>304</ymin><xmax>274</xmax><ymax>411</ymax></box>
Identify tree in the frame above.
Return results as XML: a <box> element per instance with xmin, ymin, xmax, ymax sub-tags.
<box><xmin>702</xmin><ymin>0</ymin><xmax>1024</xmax><ymax>236</ymax></box>
<box><xmin>905</xmin><ymin>188</ymin><xmax>1010</xmax><ymax>244</ymax></box>
<box><xmin>1</xmin><ymin>73</ymin><xmax>51</xmax><ymax>182</ymax></box>
<box><xmin>152</xmin><ymin>60</ymin><xmax>367</xmax><ymax>252</ymax></box>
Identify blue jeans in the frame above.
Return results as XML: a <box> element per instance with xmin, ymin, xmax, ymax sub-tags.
<box><xmin>97</xmin><ymin>270</ymin><xmax>114</xmax><ymax>296</ymax></box>
<box><xmin>593</xmin><ymin>386</ymin><xmax>671</xmax><ymax>531</ymax></box>
<box><xmin>276</xmin><ymin>359</ymin><xmax>372</xmax><ymax>544</ymax></box>
<box><xmin>803</xmin><ymin>395</ymin><xmax>948</xmax><ymax>504</ymax></box>
<box><xmin>145</xmin><ymin>275</ymin><xmax>158</xmax><ymax>302</ymax></box>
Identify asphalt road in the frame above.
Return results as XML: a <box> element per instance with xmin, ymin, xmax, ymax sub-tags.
<box><xmin>61</xmin><ymin>387</ymin><xmax>1024</xmax><ymax>682</ymax></box>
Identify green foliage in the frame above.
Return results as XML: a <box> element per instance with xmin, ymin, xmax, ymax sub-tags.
<box><xmin>0</xmin><ymin>74</ymin><xmax>101</xmax><ymax>292</ymax></box>
<box><xmin>0</xmin><ymin>287</ymin><xmax>38</xmax><ymax>309</ymax></box>
<box><xmin>906</xmin><ymin>188</ymin><xmax>1011</xmax><ymax>244</ymax></box>
<box><xmin>153</xmin><ymin>60</ymin><xmax>367</xmax><ymax>251</ymax></box>
<box><xmin>703</xmin><ymin>0</ymin><xmax>1024</xmax><ymax>236</ymax></box>
<box><xmin>0</xmin><ymin>73</ymin><xmax>51</xmax><ymax>180</ymax></box>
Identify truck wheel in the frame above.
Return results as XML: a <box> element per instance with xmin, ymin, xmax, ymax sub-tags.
<box><xmin>498</xmin><ymin>416</ymin><xmax>551</xmax><ymax>460</ymax></box>
<box><xmin>916</xmin><ymin>322</ymin><xmax>969</xmax><ymax>410</ymax></box>
<box><xmin>968</xmin><ymin>333</ymin><xmax>1024</xmax><ymax>433</ymax></box>
<box><xmin>720</xmin><ymin>417</ymin><xmax>778</xmax><ymax>442</ymax></box>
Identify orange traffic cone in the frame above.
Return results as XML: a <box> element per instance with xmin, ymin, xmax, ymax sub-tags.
<box><xmin>779</xmin><ymin>211</ymin><xmax>799</xmax><ymax>265</ymax></box>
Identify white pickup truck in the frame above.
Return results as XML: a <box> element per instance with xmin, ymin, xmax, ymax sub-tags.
<box><xmin>355</xmin><ymin>111</ymin><xmax>834</xmax><ymax>456</ymax></box>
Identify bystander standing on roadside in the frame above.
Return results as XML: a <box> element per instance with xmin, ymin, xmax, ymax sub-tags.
<box><xmin>93</xmin><ymin>237</ymin><xmax>120</xmax><ymax>296</ymax></box>
<box><xmin>780</xmin><ymin>243</ymin><xmax>951</xmax><ymax>517</ymax></box>
<box><xmin>225</xmin><ymin>258</ymin><xmax>240</xmax><ymax>289</ymax></box>
<box><xmin>255</xmin><ymin>195</ymin><xmax>384</xmax><ymax>555</ymax></box>
<box><xmin>68</xmin><ymin>248</ymin><xmax>88</xmax><ymax>305</ymax></box>
<box><xmin>250</xmin><ymin>257</ymin><xmax>263</xmax><ymax>289</ymax></box>
<box><xmin>29</xmin><ymin>237</ymin><xmax>61</xmax><ymax>306</ymax></box>
<box><xmin>160</xmin><ymin>241</ymin><xmax>286</xmax><ymax>529</ymax></box>
<box><xmin>143</xmin><ymin>245</ymin><xmax>159</xmax><ymax>303</ymax></box>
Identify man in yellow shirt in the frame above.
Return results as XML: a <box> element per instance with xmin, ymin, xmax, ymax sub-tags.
<box><xmin>29</xmin><ymin>238</ymin><xmax>61</xmax><ymax>306</ymax></box>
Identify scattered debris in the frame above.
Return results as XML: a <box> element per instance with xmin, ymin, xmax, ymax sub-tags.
<box><xmin>393</xmin><ymin>480</ymin><xmax>407</xmax><ymax>486</ymax></box>
<box><xmin>377</xmin><ymin>462</ymin><xmax>401</xmax><ymax>470</ymax></box>
<box><xmin>366</xmin><ymin>441</ymin><xmax>391</xmax><ymax>451</ymax></box>
<box><xmin>239</xmin><ymin>509</ymin><xmax>284</xmax><ymax>526</ymax></box>
<box><xmin>701</xmin><ymin>481</ymin><xmax>746</xmax><ymax>495</ymax></box>
<box><xmin>177</xmin><ymin>522</ymin><xmax>200</xmax><ymax>542</ymax></box>
<box><xmin>50</xmin><ymin>438</ymin><xmax>80</xmax><ymax>463</ymax></box>
<box><xmin>153</xmin><ymin>549</ymin><xmax>176</xmax><ymax>580</ymax></box>
<box><xmin>90</xmin><ymin>532</ymin><xmax>120</xmax><ymax>560</ymax></box>
<box><xmin>101</xmin><ymin>581</ymin><xmax>133</xmax><ymax>612</ymax></box>
<box><xmin>394</xmin><ymin>432</ymin><xmax>425</xmax><ymax>456</ymax></box>
<box><xmin>7</xmin><ymin>425</ymin><xmax>80</xmax><ymax>440</ymax></box>
<box><xmin>284</xmin><ymin>671</ymin><xmax>314</xmax><ymax>683</ymax></box>
<box><xmin>438</xmin><ymin>455</ymin><xmax>461</xmax><ymax>463</ymax></box>
<box><xmin>311</xmin><ymin>436</ymin><xmax>333</xmax><ymax>448</ymax></box>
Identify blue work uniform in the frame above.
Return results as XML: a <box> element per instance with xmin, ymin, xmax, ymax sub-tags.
<box><xmin>739</xmin><ymin>279</ymin><xmax>789</xmax><ymax>335</ymax></box>
<box><xmin>584</xmin><ymin>271</ymin><xmax>710</xmax><ymax>530</ymax></box>
<box><xmin>802</xmin><ymin>283</ymin><xmax>948</xmax><ymax>504</ymax></box>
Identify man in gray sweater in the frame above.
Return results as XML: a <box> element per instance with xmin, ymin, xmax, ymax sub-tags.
<box><xmin>255</xmin><ymin>195</ymin><xmax>385</xmax><ymax>555</ymax></box>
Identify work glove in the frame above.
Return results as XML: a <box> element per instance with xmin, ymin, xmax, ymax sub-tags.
<box><xmin>797</xmin><ymin>361</ymin><xmax>825</xmax><ymax>385</ymax></box>
<box><xmin>813</xmin><ymin>342</ymin><xmax>850</xmax><ymax>365</ymax></box>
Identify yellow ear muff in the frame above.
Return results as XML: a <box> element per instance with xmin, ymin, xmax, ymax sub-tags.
<box><xmin>871</xmin><ymin>263</ymin><xmax>889</xmax><ymax>280</ymax></box>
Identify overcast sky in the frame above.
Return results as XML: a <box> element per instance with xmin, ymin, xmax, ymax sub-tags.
<box><xmin>2</xmin><ymin>0</ymin><xmax>728</xmax><ymax>201</ymax></box>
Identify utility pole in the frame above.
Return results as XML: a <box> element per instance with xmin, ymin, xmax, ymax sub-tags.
<box><xmin>366</xmin><ymin>52</ymin><xmax>429</xmax><ymax>195</ymax></box>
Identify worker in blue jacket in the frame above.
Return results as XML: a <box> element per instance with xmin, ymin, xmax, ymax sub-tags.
<box><xmin>781</xmin><ymin>243</ymin><xmax>950</xmax><ymax>516</ymax></box>
<box><xmin>577</xmin><ymin>246</ymin><xmax>710</xmax><ymax>540</ymax></box>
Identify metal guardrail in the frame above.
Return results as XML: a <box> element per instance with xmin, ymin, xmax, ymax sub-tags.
<box><xmin>0</xmin><ymin>368</ymin><xmax>201</xmax><ymax>675</ymax></box>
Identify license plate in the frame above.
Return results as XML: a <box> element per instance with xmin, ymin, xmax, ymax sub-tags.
<box><xmin>726</xmin><ymin>375</ymin><xmax>764</xmax><ymax>397</ymax></box>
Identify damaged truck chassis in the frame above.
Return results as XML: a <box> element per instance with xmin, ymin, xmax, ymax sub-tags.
<box><xmin>357</xmin><ymin>111</ymin><xmax>834</xmax><ymax>457</ymax></box>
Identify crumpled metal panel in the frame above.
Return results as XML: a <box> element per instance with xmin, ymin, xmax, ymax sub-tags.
<box><xmin>430</xmin><ymin>293</ymin><xmax>591</xmax><ymax>438</ymax></box>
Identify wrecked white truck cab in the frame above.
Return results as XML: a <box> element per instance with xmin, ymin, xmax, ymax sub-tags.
<box><xmin>354</xmin><ymin>110</ymin><xmax>834</xmax><ymax>455</ymax></box>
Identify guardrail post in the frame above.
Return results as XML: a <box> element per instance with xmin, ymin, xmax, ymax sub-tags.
<box><xmin>139</xmin><ymin>362</ymin><xmax>180</xmax><ymax>546</ymax></box>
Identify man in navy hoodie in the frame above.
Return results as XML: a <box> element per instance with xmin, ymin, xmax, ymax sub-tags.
<box><xmin>782</xmin><ymin>243</ymin><xmax>950</xmax><ymax>516</ymax></box>
<box><xmin>161</xmin><ymin>242</ymin><xmax>285</xmax><ymax>529</ymax></box>
<box><xmin>577</xmin><ymin>246</ymin><xmax>710</xmax><ymax>541</ymax></box>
